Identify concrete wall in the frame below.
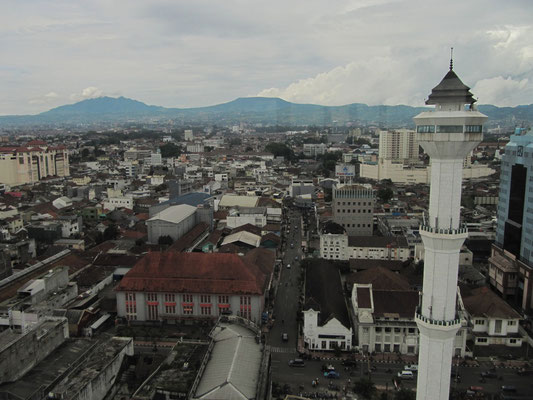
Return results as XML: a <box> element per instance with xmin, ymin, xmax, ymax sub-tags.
<box><xmin>303</xmin><ymin>311</ymin><xmax>352</xmax><ymax>351</ymax></box>
<box><xmin>74</xmin><ymin>338</ymin><xmax>134</xmax><ymax>400</ymax></box>
<box><xmin>0</xmin><ymin>318</ymin><xmax>69</xmax><ymax>384</ymax></box>
<box><xmin>147</xmin><ymin>212</ymin><xmax>197</xmax><ymax>243</ymax></box>
<box><xmin>117</xmin><ymin>291</ymin><xmax>264</xmax><ymax>324</ymax></box>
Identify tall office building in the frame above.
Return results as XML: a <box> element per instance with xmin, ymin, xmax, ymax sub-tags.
<box><xmin>413</xmin><ymin>63</ymin><xmax>486</xmax><ymax>400</ymax></box>
<box><xmin>332</xmin><ymin>184</ymin><xmax>374</xmax><ymax>236</ymax></box>
<box><xmin>378</xmin><ymin>129</ymin><xmax>419</xmax><ymax>161</ymax></box>
<box><xmin>489</xmin><ymin>128</ymin><xmax>533</xmax><ymax>312</ymax></box>
<box><xmin>0</xmin><ymin>142</ymin><xmax>69</xmax><ymax>186</ymax></box>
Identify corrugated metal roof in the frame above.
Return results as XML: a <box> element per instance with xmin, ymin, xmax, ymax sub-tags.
<box><xmin>221</xmin><ymin>231</ymin><xmax>261</xmax><ymax>248</ymax></box>
<box><xmin>147</xmin><ymin>204</ymin><xmax>197</xmax><ymax>223</ymax></box>
<box><xmin>194</xmin><ymin>324</ymin><xmax>262</xmax><ymax>400</ymax></box>
<box><xmin>219</xmin><ymin>195</ymin><xmax>259</xmax><ymax>208</ymax></box>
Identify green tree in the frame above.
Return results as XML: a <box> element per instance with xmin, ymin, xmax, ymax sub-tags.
<box><xmin>377</xmin><ymin>187</ymin><xmax>394</xmax><ymax>203</ymax></box>
<box><xmin>159</xmin><ymin>143</ymin><xmax>182</xmax><ymax>158</ymax></box>
<box><xmin>103</xmin><ymin>224</ymin><xmax>119</xmax><ymax>241</ymax></box>
<box><xmin>229</xmin><ymin>138</ymin><xmax>242</xmax><ymax>148</ymax></box>
<box><xmin>265</xmin><ymin>142</ymin><xmax>295</xmax><ymax>160</ymax></box>
<box><xmin>353</xmin><ymin>378</ymin><xmax>377</xmax><ymax>399</ymax></box>
<box><xmin>245</xmin><ymin>146</ymin><xmax>253</xmax><ymax>152</ymax></box>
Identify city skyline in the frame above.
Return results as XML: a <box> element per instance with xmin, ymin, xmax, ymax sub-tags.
<box><xmin>2</xmin><ymin>0</ymin><xmax>533</xmax><ymax>115</ymax></box>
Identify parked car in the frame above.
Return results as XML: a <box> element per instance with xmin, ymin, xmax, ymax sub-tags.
<box><xmin>501</xmin><ymin>386</ymin><xmax>517</xmax><ymax>393</ymax></box>
<box><xmin>286</xmin><ymin>264</ymin><xmax>291</xmax><ymax>269</ymax></box>
<box><xmin>282</xmin><ymin>333</ymin><xmax>288</xmax><ymax>341</ymax></box>
<box><xmin>324</xmin><ymin>371</ymin><xmax>340</xmax><ymax>379</ymax></box>
<box><xmin>404</xmin><ymin>364</ymin><xmax>418</xmax><ymax>372</ymax></box>
<box><xmin>288</xmin><ymin>358</ymin><xmax>305</xmax><ymax>367</ymax></box>
<box><xmin>397</xmin><ymin>370</ymin><xmax>414</xmax><ymax>380</ymax></box>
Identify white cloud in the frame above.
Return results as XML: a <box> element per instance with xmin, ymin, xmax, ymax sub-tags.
<box><xmin>81</xmin><ymin>86</ymin><xmax>102</xmax><ymax>98</ymax></box>
<box><xmin>44</xmin><ymin>91</ymin><xmax>58</xmax><ymax>98</ymax></box>
<box><xmin>472</xmin><ymin>76</ymin><xmax>532</xmax><ymax>106</ymax></box>
<box><xmin>70</xmin><ymin>86</ymin><xmax>103</xmax><ymax>101</ymax></box>
<box><xmin>1</xmin><ymin>0</ymin><xmax>533</xmax><ymax>114</ymax></box>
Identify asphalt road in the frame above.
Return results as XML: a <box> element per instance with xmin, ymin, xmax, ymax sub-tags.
<box><xmin>268</xmin><ymin>209</ymin><xmax>303</xmax><ymax>353</ymax></box>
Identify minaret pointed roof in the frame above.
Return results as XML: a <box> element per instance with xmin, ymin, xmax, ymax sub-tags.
<box><xmin>426</xmin><ymin>68</ymin><xmax>476</xmax><ymax>105</ymax></box>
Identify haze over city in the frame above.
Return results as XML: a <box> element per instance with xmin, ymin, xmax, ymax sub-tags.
<box><xmin>2</xmin><ymin>0</ymin><xmax>533</xmax><ymax>115</ymax></box>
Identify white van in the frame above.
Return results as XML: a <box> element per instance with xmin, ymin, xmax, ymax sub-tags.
<box><xmin>398</xmin><ymin>370</ymin><xmax>414</xmax><ymax>380</ymax></box>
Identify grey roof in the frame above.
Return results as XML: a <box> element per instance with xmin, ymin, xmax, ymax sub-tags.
<box><xmin>164</xmin><ymin>192</ymin><xmax>212</xmax><ymax>207</ymax></box>
<box><xmin>426</xmin><ymin>69</ymin><xmax>476</xmax><ymax>105</ymax></box>
<box><xmin>147</xmin><ymin>204</ymin><xmax>197</xmax><ymax>224</ymax></box>
<box><xmin>194</xmin><ymin>323</ymin><xmax>262</xmax><ymax>400</ymax></box>
<box><xmin>348</xmin><ymin>235</ymin><xmax>408</xmax><ymax>248</ymax></box>
<box><xmin>304</xmin><ymin>261</ymin><xmax>350</xmax><ymax>328</ymax></box>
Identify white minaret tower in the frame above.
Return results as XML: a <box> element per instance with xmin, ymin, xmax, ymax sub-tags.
<box><xmin>414</xmin><ymin>56</ymin><xmax>487</xmax><ymax>400</ymax></box>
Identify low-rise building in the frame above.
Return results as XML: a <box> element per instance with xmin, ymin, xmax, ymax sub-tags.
<box><xmin>115</xmin><ymin>252</ymin><xmax>271</xmax><ymax>323</ymax></box>
<box><xmin>463</xmin><ymin>286</ymin><xmax>523</xmax><ymax>347</ymax></box>
<box><xmin>303</xmin><ymin>261</ymin><xmax>352</xmax><ymax>351</ymax></box>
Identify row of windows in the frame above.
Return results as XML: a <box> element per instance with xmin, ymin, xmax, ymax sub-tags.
<box><xmin>338</xmin><ymin>209</ymin><xmax>372</xmax><ymax>214</ymax></box>
<box><xmin>416</xmin><ymin>125</ymin><xmax>483</xmax><ymax>133</ymax></box>
<box><xmin>336</xmin><ymin>201</ymin><xmax>371</xmax><ymax>206</ymax></box>
<box><xmin>375</xmin><ymin>327</ymin><xmax>417</xmax><ymax>333</ymax></box>
<box><xmin>341</xmin><ymin>223</ymin><xmax>372</xmax><ymax>228</ymax></box>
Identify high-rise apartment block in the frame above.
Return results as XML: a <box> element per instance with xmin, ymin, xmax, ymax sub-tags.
<box><xmin>332</xmin><ymin>184</ymin><xmax>374</xmax><ymax>235</ymax></box>
<box><xmin>414</xmin><ymin>64</ymin><xmax>486</xmax><ymax>400</ymax></box>
<box><xmin>0</xmin><ymin>141</ymin><xmax>69</xmax><ymax>186</ymax></box>
<box><xmin>489</xmin><ymin>128</ymin><xmax>533</xmax><ymax>313</ymax></box>
<box><xmin>378</xmin><ymin>129</ymin><xmax>419</xmax><ymax>161</ymax></box>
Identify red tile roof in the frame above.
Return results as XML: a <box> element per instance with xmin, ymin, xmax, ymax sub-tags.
<box><xmin>115</xmin><ymin>252</ymin><xmax>268</xmax><ymax>295</ymax></box>
<box><xmin>166</xmin><ymin>222</ymin><xmax>209</xmax><ymax>252</ymax></box>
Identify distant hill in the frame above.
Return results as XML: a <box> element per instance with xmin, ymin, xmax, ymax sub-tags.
<box><xmin>0</xmin><ymin>96</ymin><xmax>532</xmax><ymax>128</ymax></box>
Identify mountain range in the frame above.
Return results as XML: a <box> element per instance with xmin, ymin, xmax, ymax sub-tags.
<box><xmin>1</xmin><ymin>96</ymin><xmax>532</xmax><ymax>128</ymax></box>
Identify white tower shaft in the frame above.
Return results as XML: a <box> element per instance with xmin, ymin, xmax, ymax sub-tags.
<box><xmin>413</xmin><ymin>66</ymin><xmax>487</xmax><ymax>400</ymax></box>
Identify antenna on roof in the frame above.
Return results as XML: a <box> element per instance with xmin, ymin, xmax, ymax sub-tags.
<box><xmin>450</xmin><ymin>47</ymin><xmax>454</xmax><ymax>70</ymax></box>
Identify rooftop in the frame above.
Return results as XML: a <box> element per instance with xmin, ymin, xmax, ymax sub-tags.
<box><xmin>194</xmin><ymin>323</ymin><xmax>263</xmax><ymax>399</ymax></box>
<box><xmin>147</xmin><ymin>204</ymin><xmax>197</xmax><ymax>224</ymax></box>
<box><xmin>115</xmin><ymin>252</ymin><xmax>268</xmax><ymax>295</ymax></box>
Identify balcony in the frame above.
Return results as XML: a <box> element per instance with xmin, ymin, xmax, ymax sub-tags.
<box><xmin>415</xmin><ymin>307</ymin><xmax>461</xmax><ymax>328</ymax></box>
<box><xmin>419</xmin><ymin>224</ymin><xmax>468</xmax><ymax>235</ymax></box>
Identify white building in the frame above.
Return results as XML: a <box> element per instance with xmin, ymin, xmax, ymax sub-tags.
<box><xmin>320</xmin><ymin>232</ymin><xmax>409</xmax><ymax>261</ymax></box>
<box><xmin>103</xmin><ymin>195</ymin><xmax>134</xmax><ymax>211</ymax></box>
<box><xmin>303</xmin><ymin>262</ymin><xmax>352</xmax><ymax>351</ymax></box>
<box><xmin>303</xmin><ymin>143</ymin><xmax>327</xmax><ymax>157</ymax></box>
<box><xmin>184</xmin><ymin>129</ymin><xmax>194</xmax><ymax>141</ymax></box>
<box><xmin>378</xmin><ymin>129</ymin><xmax>419</xmax><ymax>161</ymax></box>
<box><xmin>147</xmin><ymin>204</ymin><xmax>198</xmax><ymax>243</ymax></box>
<box><xmin>413</xmin><ymin>63</ymin><xmax>487</xmax><ymax>400</ymax></box>
<box><xmin>463</xmin><ymin>287</ymin><xmax>522</xmax><ymax>347</ymax></box>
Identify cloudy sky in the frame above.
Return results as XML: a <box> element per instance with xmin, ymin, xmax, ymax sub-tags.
<box><xmin>1</xmin><ymin>0</ymin><xmax>533</xmax><ymax>115</ymax></box>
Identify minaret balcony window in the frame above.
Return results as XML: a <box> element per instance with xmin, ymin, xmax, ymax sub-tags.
<box><xmin>417</xmin><ymin>125</ymin><xmax>435</xmax><ymax>133</ymax></box>
<box><xmin>436</xmin><ymin>125</ymin><xmax>463</xmax><ymax>133</ymax></box>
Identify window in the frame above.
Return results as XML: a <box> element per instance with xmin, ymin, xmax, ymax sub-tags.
<box><xmin>465</xmin><ymin>125</ymin><xmax>482</xmax><ymax>133</ymax></box>
<box><xmin>239</xmin><ymin>296</ymin><xmax>252</xmax><ymax>320</ymax></box>
<box><xmin>416</xmin><ymin>125</ymin><xmax>435</xmax><ymax>133</ymax></box>
<box><xmin>436</xmin><ymin>125</ymin><xmax>463</xmax><ymax>133</ymax></box>
<box><xmin>508</xmin><ymin>320</ymin><xmax>516</xmax><ymax>326</ymax></box>
<box><xmin>201</xmin><ymin>305</ymin><xmax>212</xmax><ymax>315</ymax></box>
<box><xmin>475</xmin><ymin>319</ymin><xmax>485</xmax><ymax>325</ymax></box>
<box><xmin>200</xmin><ymin>295</ymin><xmax>211</xmax><ymax>303</ymax></box>
<box><xmin>375</xmin><ymin>343</ymin><xmax>381</xmax><ymax>352</ymax></box>
<box><xmin>408</xmin><ymin>328</ymin><xmax>416</xmax><ymax>334</ymax></box>
<box><xmin>164</xmin><ymin>293</ymin><xmax>176</xmax><ymax>314</ymax></box>
<box><xmin>182</xmin><ymin>294</ymin><xmax>194</xmax><ymax>315</ymax></box>
<box><xmin>125</xmin><ymin>292</ymin><xmax>137</xmax><ymax>320</ymax></box>
<box><xmin>510</xmin><ymin>338</ymin><xmax>517</xmax><ymax>344</ymax></box>
<box><xmin>477</xmin><ymin>338</ymin><xmax>488</xmax><ymax>343</ymax></box>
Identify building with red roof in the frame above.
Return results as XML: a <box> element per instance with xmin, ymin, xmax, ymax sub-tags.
<box><xmin>115</xmin><ymin>251</ymin><xmax>270</xmax><ymax>323</ymax></box>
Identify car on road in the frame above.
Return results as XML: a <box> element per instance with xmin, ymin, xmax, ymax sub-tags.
<box><xmin>290</xmin><ymin>243</ymin><xmax>294</xmax><ymax>248</ymax></box>
<box><xmin>324</xmin><ymin>371</ymin><xmax>340</xmax><ymax>379</ymax></box>
<box><xmin>286</xmin><ymin>264</ymin><xmax>291</xmax><ymax>269</ymax></box>
<box><xmin>501</xmin><ymin>386</ymin><xmax>517</xmax><ymax>393</ymax></box>
<box><xmin>288</xmin><ymin>358</ymin><xmax>305</xmax><ymax>367</ymax></box>
<box><xmin>281</xmin><ymin>333</ymin><xmax>288</xmax><ymax>341</ymax></box>
<box><xmin>321</xmin><ymin>364</ymin><xmax>336</xmax><ymax>372</ymax></box>
<box><xmin>480</xmin><ymin>371</ymin><xmax>497</xmax><ymax>378</ymax></box>
<box><xmin>294</xmin><ymin>255</ymin><xmax>299</xmax><ymax>261</ymax></box>
<box><xmin>404</xmin><ymin>364</ymin><xmax>418</xmax><ymax>372</ymax></box>
<box><xmin>341</xmin><ymin>360</ymin><xmax>357</xmax><ymax>367</ymax></box>
<box><xmin>397</xmin><ymin>370</ymin><xmax>414</xmax><ymax>380</ymax></box>
<box><xmin>467</xmin><ymin>386</ymin><xmax>483</xmax><ymax>395</ymax></box>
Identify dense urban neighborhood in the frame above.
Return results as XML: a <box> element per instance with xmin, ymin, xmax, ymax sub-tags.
<box><xmin>0</xmin><ymin>71</ymin><xmax>532</xmax><ymax>400</ymax></box>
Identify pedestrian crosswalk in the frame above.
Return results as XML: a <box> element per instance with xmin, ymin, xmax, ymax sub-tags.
<box><xmin>268</xmin><ymin>346</ymin><xmax>297</xmax><ymax>354</ymax></box>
